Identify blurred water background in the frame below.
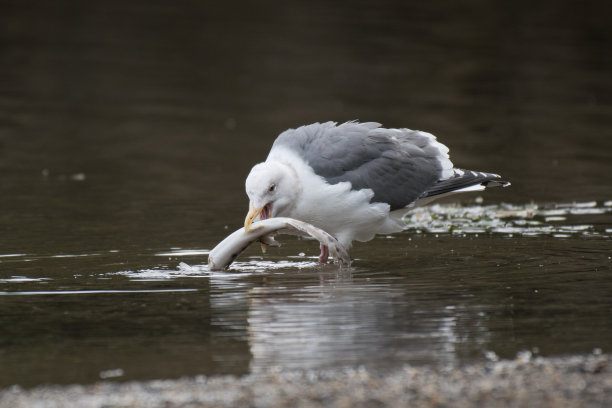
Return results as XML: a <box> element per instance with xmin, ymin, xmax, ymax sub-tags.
<box><xmin>1</xmin><ymin>0</ymin><xmax>611</xmax><ymax>387</ymax></box>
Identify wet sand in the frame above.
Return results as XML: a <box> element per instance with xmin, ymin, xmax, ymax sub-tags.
<box><xmin>1</xmin><ymin>353</ymin><xmax>610</xmax><ymax>408</ymax></box>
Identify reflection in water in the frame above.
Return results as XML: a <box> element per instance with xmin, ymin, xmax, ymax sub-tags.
<box><xmin>205</xmin><ymin>269</ymin><xmax>494</xmax><ymax>372</ymax></box>
<box><xmin>245</xmin><ymin>277</ymin><xmax>467</xmax><ymax>371</ymax></box>
<box><xmin>113</xmin><ymin>260</ymin><xmax>498</xmax><ymax>372</ymax></box>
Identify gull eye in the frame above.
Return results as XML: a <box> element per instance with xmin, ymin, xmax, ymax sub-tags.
<box><xmin>268</xmin><ymin>184</ymin><xmax>276</xmax><ymax>192</ymax></box>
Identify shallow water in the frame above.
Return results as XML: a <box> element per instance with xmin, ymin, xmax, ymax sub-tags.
<box><xmin>1</xmin><ymin>0</ymin><xmax>611</xmax><ymax>388</ymax></box>
<box><xmin>1</xmin><ymin>202</ymin><xmax>610</xmax><ymax>387</ymax></box>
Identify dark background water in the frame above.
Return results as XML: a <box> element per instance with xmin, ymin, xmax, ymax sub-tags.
<box><xmin>1</xmin><ymin>0</ymin><xmax>611</xmax><ymax>388</ymax></box>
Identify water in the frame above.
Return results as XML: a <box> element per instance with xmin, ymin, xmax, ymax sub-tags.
<box><xmin>1</xmin><ymin>0</ymin><xmax>611</xmax><ymax>388</ymax></box>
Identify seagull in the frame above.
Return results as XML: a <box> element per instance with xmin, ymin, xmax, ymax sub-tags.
<box><xmin>244</xmin><ymin>121</ymin><xmax>509</xmax><ymax>262</ymax></box>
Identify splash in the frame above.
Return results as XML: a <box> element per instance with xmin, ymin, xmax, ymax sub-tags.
<box><xmin>114</xmin><ymin>257</ymin><xmax>326</xmax><ymax>280</ymax></box>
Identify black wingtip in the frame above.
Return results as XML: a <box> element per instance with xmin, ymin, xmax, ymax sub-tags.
<box><xmin>421</xmin><ymin>170</ymin><xmax>509</xmax><ymax>199</ymax></box>
<box><xmin>484</xmin><ymin>180</ymin><xmax>511</xmax><ymax>188</ymax></box>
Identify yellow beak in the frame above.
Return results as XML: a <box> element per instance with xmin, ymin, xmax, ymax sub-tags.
<box><xmin>244</xmin><ymin>204</ymin><xmax>265</xmax><ymax>232</ymax></box>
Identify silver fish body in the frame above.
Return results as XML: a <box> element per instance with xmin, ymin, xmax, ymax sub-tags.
<box><xmin>208</xmin><ymin>217</ymin><xmax>351</xmax><ymax>270</ymax></box>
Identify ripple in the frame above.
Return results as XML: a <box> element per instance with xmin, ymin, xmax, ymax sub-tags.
<box><xmin>0</xmin><ymin>276</ymin><xmax>51</xmax><ymax>283</ymax></box>
<box><xmin>50</xmin><ymin>254</ymin><xmax>99</xmax><ymax>258</ymax></box>
<box><xmin>0</xmin><ymin>289</ymin><xmax>198</xmax><ymax>296</ymax></box>
<box><xmin>155</xmin><ymin>249</ymin><xmax>210</xmax><ymax>257</ymax></box>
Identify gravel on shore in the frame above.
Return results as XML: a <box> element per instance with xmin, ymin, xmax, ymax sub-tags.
<box><xmin>1</xmin><ymin>354</ymin><xmax>611</xmax><ymax>408</ymax></box>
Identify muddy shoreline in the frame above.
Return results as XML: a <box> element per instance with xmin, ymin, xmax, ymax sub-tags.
<box><xmin>2</xmin><ymin>354</ymin><xmax>610</xmax><ymax>408</ymax></box>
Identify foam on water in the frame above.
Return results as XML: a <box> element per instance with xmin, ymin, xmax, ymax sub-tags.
<box><xmin>114</xmin><ymin>257</ymin><xmax>327</xmax><ymax>280</ymax></box>
<box><xmin>228</xmin><ymin>259</ymin><xmax>322</xmax><ymax>272</ymax></box>
<box><xmin>113</xmin><ymin>264</ymin><xmax>211</xmax><ymax>280</ymax></box>
<box><xmin>404</xmin><ymin>200</ymin><xmax>612</xmax><ymax>238</ymax></box>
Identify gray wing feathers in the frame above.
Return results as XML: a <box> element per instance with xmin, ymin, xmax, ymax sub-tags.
<box><xmin>272</xmin><ymin>122</ymin><xmax>444</xmax><ymax>210</ymax></box>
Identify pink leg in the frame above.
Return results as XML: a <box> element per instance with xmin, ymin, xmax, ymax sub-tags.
<box><xmin>318</xmin><ymin>244</ymin><xmax>329</xmax><ymax>264</ymax></box>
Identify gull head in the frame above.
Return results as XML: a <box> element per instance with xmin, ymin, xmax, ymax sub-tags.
<box><xmin>244</xmin><ymin>161</ymin><xmax>299</xmax><ymax>231</ymax></box>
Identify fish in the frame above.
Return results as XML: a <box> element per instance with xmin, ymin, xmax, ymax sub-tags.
<box><xmin>208</xmin><ymin>217</ymin><xmax>351</xmax><ymax>270</ymax></box>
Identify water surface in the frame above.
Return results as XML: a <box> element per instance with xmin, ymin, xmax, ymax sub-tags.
<box><xmin>1</xmin><ymin>0</ymin><xmax>611</xmax><ymax>388</ymax></box>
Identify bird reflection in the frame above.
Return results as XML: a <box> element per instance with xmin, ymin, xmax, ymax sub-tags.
<box><xmin>208</xmin><ymin>266</ymin><xmax>493</xmax><ymax>373</ymax></box>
